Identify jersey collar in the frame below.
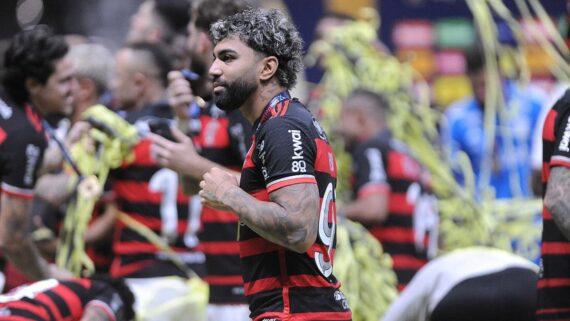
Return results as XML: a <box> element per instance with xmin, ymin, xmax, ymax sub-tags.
<box><xmin>253</xmin><ymin>91</ymin><xmax>290</xmax><ymax>134</ymax></box>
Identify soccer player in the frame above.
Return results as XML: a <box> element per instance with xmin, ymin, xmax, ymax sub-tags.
<box><xmin>383</xmin><ymin>247</ymin><xmax>538</xmax><ymax>321</ymax></box>
<box><xmin>32</xmin><ymin>43</ymin><xmax>117</xmax><ymax>275</ymax></box>
<box><xmin>0</xmin><ymin>277</ymin><xmax>135</xmax><ymax>321</ymax></box>
<box><xmin>336</xmin><ymin>89</ymin><xmax>437</xmax><ymax>291</ymax></box>
<box><xmin>109</xmin><ymin>41</ymin><xmax>206</xmax><ymax>321</ymax></box>
<box><xmin>198</xmin><ymin>8</ymin><xmax>352</xmax><ymax>321</ymax></box>
<box><xmin>126</xmin><ymin>0</ymin><xmax>191</xmax><ymax>70</ymax></box>
<box><xmin>0</xmin><ymin>25</ymin><xmax>73</xmax><ymax>282</ymax></box>
<box><xmin>538</xmin><ymin>88</ymin><xmax>570</xmax><ymax>320</ymax></box>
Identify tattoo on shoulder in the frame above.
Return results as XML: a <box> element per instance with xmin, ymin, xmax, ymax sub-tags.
<box><xmin>546</xmin><ymin>166</ymin><xmax>570</xmax><ymax>239</ymax></box>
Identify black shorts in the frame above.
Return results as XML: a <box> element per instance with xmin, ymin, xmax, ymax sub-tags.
<box><xmin>431</xmin><ymin>267</ymin><xmax>538</xmax><ymax>321</ymax></box>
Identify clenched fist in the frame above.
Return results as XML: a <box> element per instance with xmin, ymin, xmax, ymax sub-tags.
<box><xmin>199</xmin><ymin>167</ymin><xmax>239</xmax><ymax>211</ymax></box>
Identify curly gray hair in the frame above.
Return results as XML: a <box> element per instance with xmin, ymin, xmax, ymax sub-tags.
<box><xmin>210</xmin><ymin>8</ymin><xmax>304</xmax><ymax>89</ymax></box>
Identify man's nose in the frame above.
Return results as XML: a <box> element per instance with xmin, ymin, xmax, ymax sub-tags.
<box><xmin>209</xmin><ymin>60</ymin><xmax>222</xmax><ymax>78</ymax></box>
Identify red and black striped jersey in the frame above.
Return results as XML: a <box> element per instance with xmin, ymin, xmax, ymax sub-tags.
<box><xmin>0</xmin><ymin>99</ymin><xmax>47</xmax><ymax>291</ymax></box>
<box><xmin>350</xmin><ymin>133</ymin><xmax>433</xmax><ymax>291</ymax></box>
<box><xmin>0</xmin><ymin>99</ymin><xmax>46</xmax><ymax>200</ymax></box>
<box><xmin>0</xmin><ymin>278</ymin><xmax>127</xmax><ymax>321</ymax></box>
<box><xmin>85</xmin><ymin>194</ymin><xmax>115</xmax><ymax>274</ymax></box>
<box><xmin>110</xmin><ymin>102</ymin><xmax>204</xmax><ymax>278</ymax></box>
<box><xmin>193</xmin><ymin>103</ymin><xmax>251</xmax><ymax>304</ymax></box>
<box><xmin>239</xmin><ymin>93</ymin><xmax>351</xmax><ymax>321</ymax></box>
<box><xmin>538</xmin><ymin>89</ymin><xmax>570</xmax><ymax>320</ymax></box>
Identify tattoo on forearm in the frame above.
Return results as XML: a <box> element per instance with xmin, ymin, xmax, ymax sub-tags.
<box><xmin>227</xmin><ymin>184</ymin><xmax>319</xmax><ymax>251</ymax></box>
<box><xmin>0</xmin><ymin>196</ymin><xmax>49</xmax><ymax>280</ymax></box>
<box><xmin>546</xmin><ymin>167</ymin><xmax>570</xmax><ymax>240</ymax></box>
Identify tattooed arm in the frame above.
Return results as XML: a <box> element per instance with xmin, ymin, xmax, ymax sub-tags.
<box><xmin>544</xmin><ymin>166</ymin><xmax>570</xmax><ymax>240</ymax></box>
<box><xmin>199</xmin><ymin>167</ymin><xmax>319</xmax><ymax>253</ymax></box>
<box><xmin>0</xmin><ymin>194</ymin><xmax>51</xmax><ymax>280</ymax></box>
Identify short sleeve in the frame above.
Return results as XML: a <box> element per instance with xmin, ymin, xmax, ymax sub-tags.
<box><xmin>256</xmin><ymin>117</ymin><xmax>317</xmax><ymax>193</ymax></box>
<box><xmin>551</xmin><ymin>106</ymin><xmax>570</xmax><ymax>169</ymax></box>
<box><xmin>352</xmin><ymin>145</ymin><xmax>390</xmax><ymax>199</ymax></box>
<box><xmin>0</xmin><ymin>126</ymin><xmax>45</xmax><ymax>199</ymax></box>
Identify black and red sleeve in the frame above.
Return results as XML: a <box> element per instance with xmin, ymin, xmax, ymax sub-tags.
<box><xmin>256</xmin><ymin>117</ymin><xmax>317</xmax><ymax>193</ymax></box>
<box><xmin>352</xmin><ymin>144</ymin><xmax>390</xmax><ymax>199</ymax></box>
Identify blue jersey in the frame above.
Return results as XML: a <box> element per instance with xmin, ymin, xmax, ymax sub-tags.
<box><xmin>443</xmin><ymin>80</ymin><xmax>543</xmax><ymax>198</ymax></box>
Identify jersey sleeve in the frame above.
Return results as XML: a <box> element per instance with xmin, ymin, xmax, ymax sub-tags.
<box><xmin>0</xmin><ymin>126</ymin><xmax>44</xmax><ymax>199</ymax></box>
<box><xmin>550</xmin><ymin>100</ymin><xmax>570</xmax><ymax>169</ymax></box>
<box><xmin>256</xmin><ymin>117</ymin><xmax>317</xmax><ymax>193</ymax></box>
<box><xmin>352</xmin><ymin>145</ymin><xmax>390</xmax><ymax>199</ymax></box>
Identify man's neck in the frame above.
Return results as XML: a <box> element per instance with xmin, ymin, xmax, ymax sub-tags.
<box><xmin>241</xmin><ymin>81</ymin><xmax>287</xmax><ymax>124</ymax></box>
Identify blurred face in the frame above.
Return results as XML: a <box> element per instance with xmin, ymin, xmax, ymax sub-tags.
<box><xmin>111</xmin><ymin>49</ymin><xmax>138</xmax><ymax>110</ymax></box>
<box><xmin>338</xmin><ymin>101</ymin><xmax>363</xmax><ymax>153</ymax></box>
<box><xmin>185</xmin><ymin>16</ymin><xmax>209</xmax><ymax>76</ymax></box>
<box><xmin>315</xmin><ymin>16</ymin><xmax>347</xmax><ymax>41</ymax></box>
<box><xmin>70</xmin><ymin>75</ymin><xmax>96</xmax><ymax>122</ymax></box>
<box><xmin>32</xmin><ymin>57</ymin><xmax>75</xmax><ymax>117</ymax></box>
<box><xmin>126</xmin><ymin>1</ymin><xmax>157</xmax><ymax>43</ymax></box>
<box><xmin>209</xmin><ymin>37</ymin><xmax>260</xmax><ymax>111</ymax></box>
<box><xmin>469</xmin><ymin>68</ymin><xmax>486</xmax><ymax>107</ymax></box>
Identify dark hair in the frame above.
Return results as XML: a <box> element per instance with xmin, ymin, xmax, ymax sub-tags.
<box><xmin>210</xmin><ymin>8</ymin><xmax>304</xmax><ymax>89</ymax></box>
<box><xmin>346</xmin><ymin>88</ymin><xmax>390</xmax><ymax>121</ymax></box>
<box><xmin>125</xmin><ymin>42</ymin><xmax>173</xmax><ymax>87</ymax></box>
<box><xmin>2</xmin><ymin>25</ymin><xmax>68</xmax><ymax>106</ymax></box>
<box><xmin>154</xmin><ymin>0</ymin><xmax>191</xmax><ymax>41</ymax></box>
<box><xmin>193</xmin><ymin>0</ymin><xmax>257</xmax><ymax>32</ymax></box>
<box><xmin>465</xmin><ymin>45</ymin><xmax>485</xmax><ymax>74</ymax></box>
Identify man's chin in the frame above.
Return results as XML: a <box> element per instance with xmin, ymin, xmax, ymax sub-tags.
<box><xmin>214</xmin><ymin>96</ymin><xmax>240</xmax><ymax>112</ymax></box>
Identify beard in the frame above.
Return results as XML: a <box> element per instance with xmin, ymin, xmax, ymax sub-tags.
<box><xmin>213</xmin><ymin>75</ymin><xmax>258</xmax><ymax>112</ymax></box>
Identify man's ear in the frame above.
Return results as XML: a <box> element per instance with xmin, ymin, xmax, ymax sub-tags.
<box><xmin>25</xmin><ymin>78</ymin><xmax>42</xmax><ymax>97</ymax></box>
<box><xmin>259</xmin><ymin>56</ymin><xmax>279</xmax><ymax>82</ymax></box>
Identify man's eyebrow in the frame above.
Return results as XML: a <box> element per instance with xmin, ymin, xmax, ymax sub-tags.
<box><xmin>214</xmin><ymin>49</ymin><xmax>238</xmax><ymax>57</ymax></box>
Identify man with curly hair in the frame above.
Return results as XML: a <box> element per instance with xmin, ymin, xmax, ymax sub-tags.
<box><xmin>198</xmin><ymin>8</ymin><xmax>352</xmax><ymax>321</ymax></box>
<box><xmin>0</xmin><ymin>25</ymin><xmax>73</xmax><ymax>285</ymax></box>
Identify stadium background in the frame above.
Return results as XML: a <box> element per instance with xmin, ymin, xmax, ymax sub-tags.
<box><xmin>0</xmin><ymin>0</ymin><xmax>565</xmax><ymax>106</ymax></box>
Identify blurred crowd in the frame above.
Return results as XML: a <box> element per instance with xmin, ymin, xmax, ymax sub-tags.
<box><xmin>0</xmin><ymin>0</ymin><xmax>568</xmax><ymax>321</ymax></box>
